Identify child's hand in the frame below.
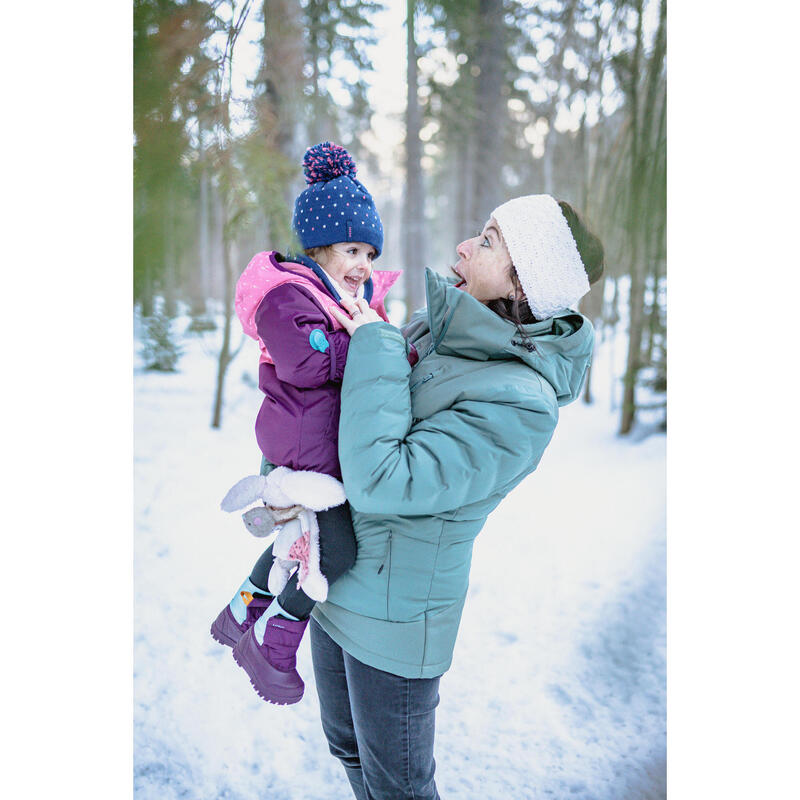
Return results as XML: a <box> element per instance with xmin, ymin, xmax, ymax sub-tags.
<box><xmin>330</xmin><ymin>297</ymin><xmax>382</xmax><ymax>336</ymax></box>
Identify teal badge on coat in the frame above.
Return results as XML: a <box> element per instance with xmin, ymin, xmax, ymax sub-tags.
<box><xmin>309</xmin><ymin>329</ymin><xmax>330</xmax><ymax>353</ymax></box>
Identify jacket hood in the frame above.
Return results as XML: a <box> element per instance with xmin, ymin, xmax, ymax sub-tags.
<box><xmin>424</xmin><ymin>268</ymin><xmax>593</xmax><ymax>405</ymax></box>
<box><xmin>286</xmin><ymin>252</ymin><xmax>401</xmax><ymax>306</ymax></box>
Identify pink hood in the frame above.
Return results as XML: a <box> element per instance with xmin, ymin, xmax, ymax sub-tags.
<box><xmin>236</xmin><ymin>251</ymin><xmax>401</xmax><ymax>364</ymax></box>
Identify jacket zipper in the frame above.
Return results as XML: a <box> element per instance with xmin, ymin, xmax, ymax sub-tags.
<box><xmin>377</xmin><ymin>530</ymin><xmax>393</xmax><ymax>619</ymax></box>
<box><xmin>409</xmin><ymin>372</ymin><xmax>434</xmax><ymax>392</ymax></box>
<box><xmin>377</xmin><ymin>530</ymin><xmax>393</xmax><ymax>574</ymax></box>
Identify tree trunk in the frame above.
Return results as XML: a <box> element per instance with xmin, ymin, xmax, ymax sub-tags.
<box><xmin>474</xmin><ymin>0</ymin><xmax>505</xmax><ymax>220</ymax></box>
<box><xmin>619</xmin><ymin>0</ymin><xmax>645</xmax><ymax>436</ymax></box>
<box><xmin>211</xmin><ymin>236</ymin><xmax>235</xmax><ymax>428</ymax></box>
<box><xmin>162</xmin><ymin>182</ymin><xmax>178</xmax><ymax>318</ymax></box>
<box><xmin>454</xmin><ymin>139</ymin><xmax>470</xmax><ymax>243</ymax></box>
<box><xmin>403</xmin><ymin>0</ymin><xmax>426</xmax><ymax>319</ymax></box>
<box><xmin>579</xmin><ymin>274</ymin><xmax>605</xmax><ymax>404</ymax></box>
<box><xmin>140</xmin><ymin>262</ymin><xmax>155</xmax><ymax>317</ymax></box>
<box><xmin>211</xmin><ymin>0</ymin><xmax>253</xmax><ymax>429</ymax></box>
<box><xmin>463</xmin><ymin>127</ymin><xmax>479</xmax><ymax>234</ymax></box>
<box><xmin>262</xmin><ymin>0</ymin><xmax>304</xmax><ymax>211</ymax></box>
<box><xmin>540</xmin><ymin>0</ymin><xmax>577</xmax><ymax>200</ymax></box>
<box><xmin>619</xmin><ymin>0</ymin><xmax>665</xmax><ymax>435</ymax></box>
<box><xmin>308</xmin><ymin>11</ymin><xmax>322</xmax><ymax>144</ymax></box>
<box><xmin>198</xmin><ymin>161</ymin><xmax>211</xmax><ymax>311</ymax></box>
<box><xmin>542</xmin><ymin>122</ymin><xmax>555</xmax><ymax>196</ymax></box>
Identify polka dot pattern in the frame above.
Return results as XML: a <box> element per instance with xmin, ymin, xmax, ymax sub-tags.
<box><xmin>291</xmin><ymin>142</ymin><xmax>384</xmax><ymax>257</ymax></box>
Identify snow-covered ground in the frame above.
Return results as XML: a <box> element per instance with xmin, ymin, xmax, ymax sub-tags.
<box><xmin>134</xmin><ymin>313</ymin><xmax>665</xmax><ymax>799</ymax></box>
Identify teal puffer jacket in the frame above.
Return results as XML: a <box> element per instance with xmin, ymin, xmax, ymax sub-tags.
<box><xmin>311</xmin><ymin>269</ymin><xmax>594</xmax><ymax>678</ymax></box>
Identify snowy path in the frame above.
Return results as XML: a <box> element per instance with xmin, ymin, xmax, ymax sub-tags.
<box><xmin>134</xmin><ymin>322</ymin><xmax>665</xmax><ymax>799</ymax></box>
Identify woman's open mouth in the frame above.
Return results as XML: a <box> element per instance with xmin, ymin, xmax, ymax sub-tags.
<box><xmin>451</xmin><ymin>265</ymin><xmax>466</xmax><ymax>289</ymax></box>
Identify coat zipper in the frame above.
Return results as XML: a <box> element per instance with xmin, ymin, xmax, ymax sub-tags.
<box><xmin>377</xmin><ymin>530</ymin><xmax>393</xmax><ymax>619</ymax></box>
<box><xmin>377</xmin><ymin>530</ymin><xmax>393</xmax><ymax>574</ymax></box>
<box><xmin>409</xmin><ymin>334</ymin><xmax>437</xmax><ymax>392</ymax></box>
<box><xmin>409</xmin><ymin>372</ymin><xmax>434</xmax><ymax>392</ymax></box>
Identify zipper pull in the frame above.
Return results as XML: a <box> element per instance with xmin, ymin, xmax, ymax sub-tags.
<box><xmin>377</xmin><ymin>531</ymin><xmax>393</xmax><ymax>573</ymax></box>
<box><xmin>410</xmin><ymin>372</ymin><xmax>434</xmax><ymax>392</ymax></box>
<box><xmin>511</xmin><ymin>338</ymin><xmax>537</xmax><ymax>353</ymax></box>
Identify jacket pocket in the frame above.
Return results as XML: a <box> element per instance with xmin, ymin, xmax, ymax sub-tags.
<box><xmin>376</xmin><ymin>529</ymin><xmax>393</xmax><ymax>620</ymax></box>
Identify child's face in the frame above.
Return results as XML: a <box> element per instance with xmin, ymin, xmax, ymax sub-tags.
<box><xmin>320</xmin><ymin>242</ymin><xmax>376</xmax><ymax>297</ymax></box>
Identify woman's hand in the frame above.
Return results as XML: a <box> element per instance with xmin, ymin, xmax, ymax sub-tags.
<box><xmin>330</xmin><ymin>296</ymin><xmax>383</xmax><ymax>337</ymax></box>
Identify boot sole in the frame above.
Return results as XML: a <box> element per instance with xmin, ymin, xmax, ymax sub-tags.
<box><xmin>231</xmin><ymin>630</ymin><xmax>304</xmax><ymax>706</ymax></box>
<box><xmin>210</xmin><ymin>606</ymin><xmax>244</xmax><ymax>648</ymax></box>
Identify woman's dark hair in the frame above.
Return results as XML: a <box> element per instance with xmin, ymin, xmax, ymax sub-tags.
<box><xmin>486</xmin><ymin>274</ymin><xmax>538</xmax><ymax>328</ymax></box>
<box><xmin>487</xmin><ymin>200</ymin><xmax>605</xmax><ymax>332</ymax></box>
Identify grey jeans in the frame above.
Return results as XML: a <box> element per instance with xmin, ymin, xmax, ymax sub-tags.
<box><xmin>310</xmin><ymin>619</ymin><xmax>442</xmax><ymax>800</ymax></box>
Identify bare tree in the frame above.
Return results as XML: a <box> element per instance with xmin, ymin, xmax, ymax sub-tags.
<box><xmin>211</xmin><ymin>0</ymin><xmax>254</xmax><ymax>430</ymax></box>
<box><xmin>404</xmin><ymin>0</ymin><xmax>427</xmax><ymax>317</ymax></box>
<box><xmin>618</xmin><ymin>0</ymin><xmax>666</xmax><ymax>435</ymax></box>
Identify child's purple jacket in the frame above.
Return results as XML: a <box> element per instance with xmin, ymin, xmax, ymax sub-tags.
<box><xmin>247</xmin><ymin>252</ymin><xmax>408</xmax><ymax>480</ymax></box>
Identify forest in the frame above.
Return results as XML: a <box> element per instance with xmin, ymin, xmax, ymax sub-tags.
<box><xmin>133</xmin><ymin>0</ymin><xmax>666</xmax><ymax>436</ymax></box>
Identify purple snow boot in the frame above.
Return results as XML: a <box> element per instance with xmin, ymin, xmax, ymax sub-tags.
<box><xmin>231</xmin><ymin>615</ymin><xmax>309</xmax><ymax>705</ymax></box>
<box><xmin>210</xmin><ymin>586</ymin><xmax>273</xmax><ymax>648</ymax></box>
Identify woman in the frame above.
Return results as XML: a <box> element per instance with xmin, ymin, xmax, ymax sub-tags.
<box><xmin>312</xmin><ymin>193</ymin><xmax>605</xmax><ymax>800</ymax></box>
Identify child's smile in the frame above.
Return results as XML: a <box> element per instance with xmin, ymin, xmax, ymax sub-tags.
<box><xmin>322</xmin><ymin>242</ymin><xmax>376</xmax><ymax>297</ymax></box>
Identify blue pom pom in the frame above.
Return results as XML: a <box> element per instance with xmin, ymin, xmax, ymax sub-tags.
<box><xmin>303</xmin><ymin>141</ymin><xmax>357</xmax><ymax>185</ymax></box>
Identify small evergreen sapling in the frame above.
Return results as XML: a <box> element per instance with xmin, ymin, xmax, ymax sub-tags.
<box><xmin>187</xmin><ymin>312</ymin><xmax>217</xmax><ymax>333</ymax></box>
<box><xmin>142</xmin><ymin>310</ymin><xmax>183</xmax><ymax>372</ymax></box>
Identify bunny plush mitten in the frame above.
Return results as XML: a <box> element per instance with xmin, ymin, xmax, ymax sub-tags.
<box><xmin>220</xmin><ymin>467</ymin><xmax>345</xmax><ymax>516</ymax></box>
<box><xmin>220</xmin><ymin>466</ymin><xmax>347</xmax><ymax>602</ymax></box>
<box><xmin>267</xmin><ymin>509</ymin><xmax>329</xmax><ymax>602</ymax></box>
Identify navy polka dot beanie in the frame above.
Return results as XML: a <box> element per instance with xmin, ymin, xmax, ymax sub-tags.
<box><xmin>292</xmin><ymin>142</ymin><xmax>384</xmax><ymax>258</ymax></box>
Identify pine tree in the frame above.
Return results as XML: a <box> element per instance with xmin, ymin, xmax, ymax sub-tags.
<box><xmin>133</xmin><ymin>0</ymin><xmax>219</xmax><ymax>316</ymax></box>
<box><xmin>302</xmin><ymin>0</ymin><xmax>384</xmax><ymax>148</ymax></box>
<box><xmin>141</xmin><ymin>310</ymin><xmax>184</xmax><ymax>372</ymax></box>
<box><xmin>613</xmin><ymin>0</ymin><xmax>666</xmax><ymax>435</ymax></box>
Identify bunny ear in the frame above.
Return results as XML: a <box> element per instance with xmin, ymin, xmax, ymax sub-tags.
<box><xmin>277</xmin><ymin>469</ymin><xmax>346</xmax><ymax>510</ymax></box>
<box><xmin>220</xmin><ymin>475</ymin><xmax>267</xmax><ymax>512</ymax></box>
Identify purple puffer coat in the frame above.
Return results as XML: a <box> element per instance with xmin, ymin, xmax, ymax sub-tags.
<box><xmin>252</xmin><ymin>255</ymin><xmax>408</xmax><ymax>480</ymax></box>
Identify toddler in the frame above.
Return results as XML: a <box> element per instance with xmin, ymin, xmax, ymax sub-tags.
<box><xmin>210</xmin><ymin>142</ymin><xmax>411</xmax><ymax>705</ymax></box>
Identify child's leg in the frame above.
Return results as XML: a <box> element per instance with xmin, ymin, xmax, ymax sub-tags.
<box><xmin>272</xmin><ymin>501</ymin><xmax>356</xmax><ymax>621</ymax></box>
<box><xmin>248</xmin><ymin>543</ymin><xmax>277</xmax><ymax>593</ymax></box>
<box><xmin>232</xmin><ymin>502</ymin><xmax>356</xmax><ymax>705</ymax></box>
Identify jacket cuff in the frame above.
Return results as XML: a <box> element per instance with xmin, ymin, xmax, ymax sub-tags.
<box><xmin>329</xmin><ymin>331</ymin><xmax>351</xmax><ymax>382</ymax></box>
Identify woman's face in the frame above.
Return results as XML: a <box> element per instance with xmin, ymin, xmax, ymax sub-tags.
<box><xmin>320</xmin><ymin>242</ymin><xmax>376</xmax><ymax>297</ymax></box>
<box><xmin>451</xmin><ymin>217</ymin><xmax>517</xmax><ymax>304</ymax></box>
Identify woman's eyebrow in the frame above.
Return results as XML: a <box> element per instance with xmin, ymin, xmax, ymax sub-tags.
<box><xmin>485</xmin><ymin>225</ymin><xmax>500</xmax><ymax>241</ymax></box>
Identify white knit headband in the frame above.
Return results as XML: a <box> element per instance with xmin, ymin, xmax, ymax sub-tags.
<box><xmin>491</xmin><ymin>194</ymin><xmax>590</xmax><ymax>319</ymax></box>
